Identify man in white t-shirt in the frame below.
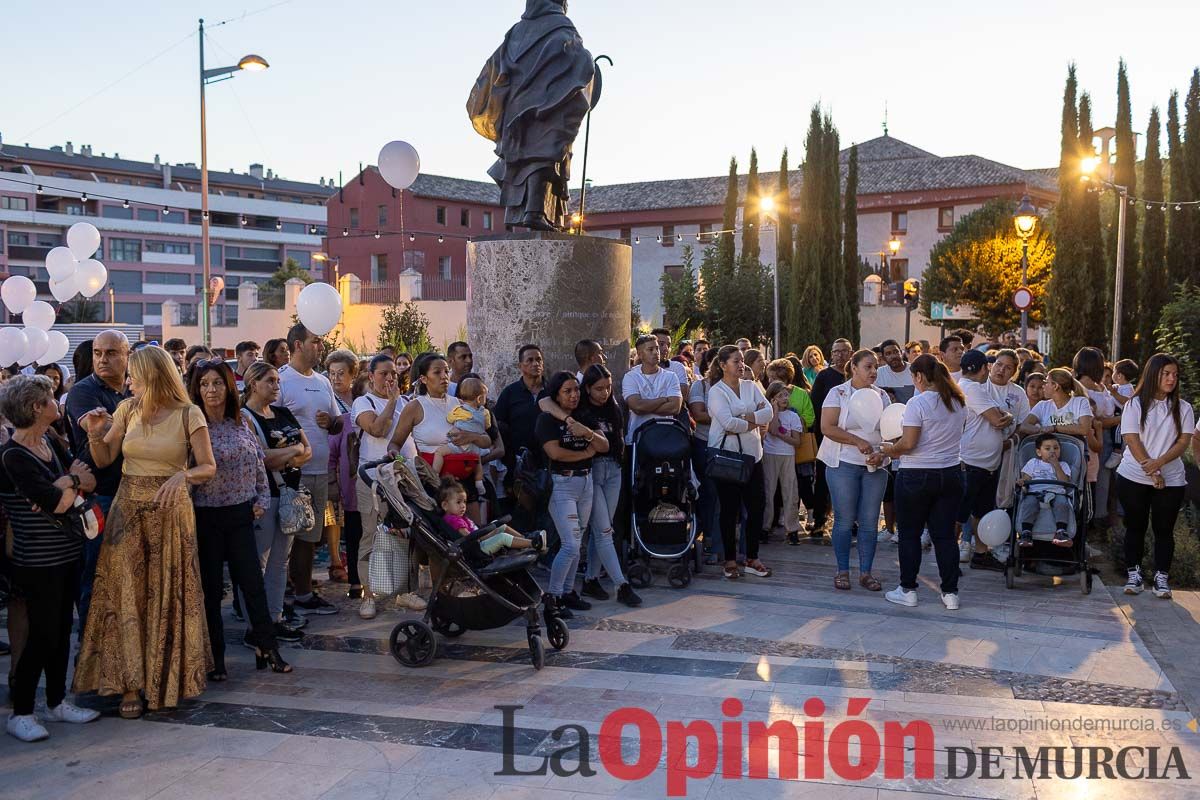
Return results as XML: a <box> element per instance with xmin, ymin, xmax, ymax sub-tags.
<box><xmin>277</xmin><ymin>323</ymin><xmax>343</xmax><ymax>616</ymax></box>
<box><xmin>621</xmin><ymin>334</ymin><xmax>683</xmax><ymax>444</ymax></box>
<box><xmin>875</xmin><ymin>339</ymin><xmax>915</xmax><ymax>404</ymax></box>
<box><xmin>573</xmin><ymin>338</ymin><xmax>607</xmax><ymax>383</ymax></box>
<box><xmin>939</xmin><ymin>334</ymin><xmax>965</xmax><ymax>383</ymax></box>
<box><xmin>957</xmin><ymin>350</ymin><xmax>1014</xmax><ymax>568</ymax></box>
<box><xmin>652</xmin><ymin>328</ymin><xmax>690</xmax><ymax>390</ymax></box>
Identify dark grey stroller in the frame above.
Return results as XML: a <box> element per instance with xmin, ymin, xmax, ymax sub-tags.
<box><xmin>625</xmin><ymin>418</ymin><xmax>699</xmax><ymax>589</ymax></box>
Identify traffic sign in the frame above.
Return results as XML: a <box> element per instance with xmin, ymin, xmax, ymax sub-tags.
<box><xmin>1013</xmin><ymin>287</ymin><xmax>1033</xmax><ymax>311</ymax></box>
<box><xmin>930</xmin><ymin>302</ymin><xmax>976</xmax><ymax>321</ymax></box>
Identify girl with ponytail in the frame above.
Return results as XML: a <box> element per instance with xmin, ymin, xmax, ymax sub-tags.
<box><xmin>1019</xmin><ymin>367</ymin><xmax>1094</xmax><ymax>439</ymax></box>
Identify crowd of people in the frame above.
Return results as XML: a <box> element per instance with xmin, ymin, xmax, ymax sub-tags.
<box><xmin>0</xmin><ymin>321</ymin><xmax>1196</xmax><ymax>743</ymax></box>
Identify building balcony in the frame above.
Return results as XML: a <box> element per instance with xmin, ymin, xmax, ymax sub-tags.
<box><xmin>7</xmin><ymin>244</ymin><xmax>53</xmax><ymax>261</ymax></box>
<box><xmin>226</xmin><ymin>258</ymin><xmax>281</xmax><ymax>274</ymax></box>
<box><xmin>141</xmin><ymin>251</ymin><xmax>195</xmax><ymax>266</ymax></box>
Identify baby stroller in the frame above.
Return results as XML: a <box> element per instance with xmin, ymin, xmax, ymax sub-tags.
<box><xmin>626</xmin><ymin>418</ymin><xmax>699</xmax><ymax>589</ymax></box>
<box><xmin>1002</xmin><ymin>433</ymin><xmax>1095</xmax><ymax>594</ymax></box>
<box><xmin>359</xmin><ymin>456</ymin><xmax>569</xmax><ymax>670</ymax></box>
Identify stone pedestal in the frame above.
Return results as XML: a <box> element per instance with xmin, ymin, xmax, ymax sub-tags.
<box><xmin>467</xmin><ymin>233</ymin><xmax>631</xmax><ymax>393</ymax></box>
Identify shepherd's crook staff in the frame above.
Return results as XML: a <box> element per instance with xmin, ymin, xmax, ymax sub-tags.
<box><xmin>577</xmin><ymin>54</ymin><xmax>612</xmax><ymax>234</ymax></box>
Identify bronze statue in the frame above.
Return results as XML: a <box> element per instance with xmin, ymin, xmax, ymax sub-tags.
<box><xmin>468</xmin><ymin>0</ymin><xmax>602</xmax><ymax>232</ymax></box>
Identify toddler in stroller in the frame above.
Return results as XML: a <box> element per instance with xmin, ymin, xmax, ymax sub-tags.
<box><xmin>1016</xmin><ymin>433</ymin><xmax>1074</xmax><ymax>548</ymax></box>
<box><xmin>437</xmin><ymin>477</ymin><xmax>547</xmax><ymax>556</ymax></box>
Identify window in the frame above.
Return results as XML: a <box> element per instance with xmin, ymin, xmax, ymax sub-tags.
<box><xmin>0</xmin><ymin>229</ymin><xmax>4</xmax><ymax>253</ymax></box>
<box><xmin>620</xmin><ymin>227</ymin><xmax>632</xmax><ymax>243</ymax></box>
<box><xmin>436</xmin><ymin>206</ymin><xmax>447</xmax><ymax>225</ymax></box>
<box><xmin>286</xmin><ymin>250</ymin><xmax>312</xmax><ymax>269</ymax></box>
<box><xmin>136</xmin><ymin>208</ymin><xmax>159</xmax><ymax>222</ymax></box>
<box><xmin>36</xmin><ymin>234</ymin><xmax>62</xmax><ymax>247</ymax></box>
<box><xmin>113</xmin><ymin>303</ymin><xmax>142</xmax><ymax>325</ymax></box>
<box><xmin>102</xmin><ymin>204</ymin><xmax>133</xmax><ymax>219</ymax></box>
<box><xmin>439</xmin><ymin>256</ymin><xmax>452</xmax><ymax>279</ymax></box>
<box><xmin>349</xmin><ymin>208</ymin><xmax>360</xmax><ymax>229</ymax></box>
<box><xmin>661</xmin><ymin>225</ymin><xmax>675</xmax><ymax>247</ymax></box>
<box><xmin>663</xmin><ymin>265</ymin><xmax>684</xmax><ymax>282</ymax></box>
<box><xmin>699</xmin><ymin>223</ymin><xmax>714</xmax><ymax>244</ymax></box>
<box><xmin>403</xmin><ymin>250</ymin><xmax>425</xmax><ymax>271</ymax></box>
<box><xmin>7</xmin><ymin>232</ymin><xmax>29</xmax><ymax>246</ymax></box>
<box><xmin>178</xmin><ymin>304</ymin><xmax>198</xmax><ymax>326</ymax></box>
<box><xmin>146</xmin><ymin>241</ymin><xmax>191</xmax><ymax>254</ymax></box>
<box><xmin>241</xmin><ymin>246</ymin><xmax>279</xmax><ymax>260</ymax></box>
<box><xmin>214</xmin><ymin>303</ymin><xmax>239</xmax><ymax>327</ymax></box>
<box><xmin>281</xmin><ymin>221</ymin><xmax>307</xmax><ymax>235</ymax></box>
<box><xmin>371</xmin><ymin>253</ymin><xmax>389</xmax><ymax>282</ymax></box>
<box><xmin>891</xmin><ymin>211</ymin><xmax>907</xmax><ymax>234</ymax></box>
<box><xmin>109</xmin><ymin>270</ymin><xmax>143</xmax><ymax>292</ymax></box>
<box><xmin>482</xmin><ymin>211</ymin><xmax>493</xmax><ymax>231</ymax></box>
<box><xmin>460</xmin><ymin>208</ymin><xmax>470</xmax><ymax>227</ymax></box>
<box><xmin>64</xmin><ymin>204</ymin><xmax>84</xmax><ymax>216</ymax></box>
<box><xmin>143</xmin><ymin>302</ymin><xmax>162</xmax><ymax>317</ymax></box>
<box><xmin>108</xmin><ymin>238</ymin><xmax>142</xmax><ymax>262</ymax></box>
<box><xmin>378</xmin><ymin>205</ymin><xmax>389</xmax><ymax>227</ymax></box>
<box><xmin>162</xmin><ymin>210</ymin><xmax>184</xmax><ymax>225</ymax></box>
<box><xmin>209</xmin><ymin>244</ymin><xmax>223</xmax><ymax>267</ymax></box>
<box><xmin>1</xmin><ymin>197</ymin><xmax>28</xmax><ymax>211</ymax></box>
<box><xmin>144</xmin><ymin>271</ymin><xmax>192</xmax><ymax>286</ymax></box>
<box><xmin>887</xmin><ymin>258</ymin><xmax>909</xmax><ymax>283</ymax></box>
<box><xmin>938</xmin><ymin>207</ymin><xmax>955</xmax><ymax>230</ymax></box>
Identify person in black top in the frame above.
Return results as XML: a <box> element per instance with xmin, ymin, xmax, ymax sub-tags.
<box><xmin>0</xmin><ymin>376</ymin><xmax>101</xmax><ymax>742</ymax></box>
<box><xmin>807</xmin><ymin>337</ymin><xmax>854</xmax><ymax>535</ymax></box>
<box><xmin>535</xmin><ymin>371</ymin><xmax>608</xmax><ymax>618</ymax></box>
<box><xmin>494</xmin><ymin>344</ymin><xmax>546</xmax><ymax>473</ymax></box>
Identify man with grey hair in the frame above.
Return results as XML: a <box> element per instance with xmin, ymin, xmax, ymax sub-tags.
<box><xmin>65</xmin><ymin>329</ymin><xmax>131</xmax><ymax>635</ymax></box>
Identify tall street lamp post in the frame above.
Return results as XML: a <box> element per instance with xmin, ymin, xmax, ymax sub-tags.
<box><xmin>758</xmin><ymin>196</ymin><xmax>781</xmax><ymax>355</ymax></box>
<box><xmin>198</xmin><ymin>18</ymin><xmax>268</xmax><ymax>346</ymax></box>
<box><xmin>1013</xmin><ymin>194</ymin><xmax>1039</xmax><ymax>346</ymax></box>
<box><xmin>1080</xmin><ymin>156</ymin><xmax>1128</xmax><ymax>360</ymax></box>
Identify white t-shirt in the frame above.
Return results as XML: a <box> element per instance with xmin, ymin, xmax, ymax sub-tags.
<box><xmin>816</xmin><ymin>380</ymin><xmax>891</xmax><ymax>468</ymax></box>
<box><xmin>664</xmin><ymin>359</ymin><xmax>690</xmax><ymax>390</ymax></box>
<box><xmin>1021</xmin><ymin>457</ymin><xmax>1072</xmax><ymax>495</ymax></box>
<box><xmin>988</xmin><ymin>380</ymin><xmax>1031</xmax><ymax>427</ymax></box>
<box><xmin>1087</xmin><ymin>388</ymin><xmax>1116</xmax><ymax>420</ymax></box>
<box><xmin>621</xmin><ymin>366</ymin><xmax>683</xmax><ymax>444</ymax></box>
<box><xmin>950</xmin><ymin>370</ymin><xmax>963</xmax><ymax>384</ymax></box>
<box><xmin>1116</xmin><ymin>383</ymin><xmax>1135</xmax><ymax>398</ymax></box>
<box><xmin>898</xmin><ymin>389</ymin><xmax>967</xmax><ymax>470</ymax></box>
<box><xmin>277</xmin><ymin>365</ymin><xmax>339</xmax><ymax>476</ymax></box>
<box><xmin>1116</xmin><ymin>397</ymin><xmax>1196</xmax><ymax>487</ymax></box>
<box><xmin>875</xmin><ymin>366</ymin><xmax>915</xmax><ymax>403</ymax></box>
<box><xmin>688</xmin><ymin>380</ymin><xmax>711</xmax><ymax>441</ymax></box>
<box><xmin>1029</xmin><ymin>397</ymin><xmax>1092</xmax><ymax>429</ymax></box>
<box><xmin>706</xmin><ymin>379</ymin><xmax>772</xmax><ymax>462</ymax></box>
<box><xmin>763</xmin><ymin>409</ymin><xmax>803</xmax><ymax>457</ymax></box>
<box><xmin>352</xmin><ymin>392</ymin><xmax>417</xmax><ymax>468</ymax></box>
<box><xmin>960</xmin><ymin>378</ymin><xmax>1006</xmax><ymax>471</ymax></box>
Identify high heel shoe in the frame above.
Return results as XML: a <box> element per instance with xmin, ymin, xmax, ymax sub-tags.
<box><xmin>255</xmin><ymin>647</ymin><xmax>293</xmax><ymax>673</ymax></box>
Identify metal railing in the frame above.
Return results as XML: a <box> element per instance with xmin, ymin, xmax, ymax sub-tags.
<box><xmin>357</xmin><ymin>277</ymin><xmax>466</xmax><ymax>304</ymax></box>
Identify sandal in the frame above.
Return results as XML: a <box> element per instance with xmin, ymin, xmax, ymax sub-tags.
<box><xmin>859</xmin><ymin>573</ymin><xmax>882</xmax><ymax>592</ymax></box>
<box><xmin>744</xmin><ymin>561</ymin><xmax>772</xmax><ymax>578</ymax></box>
<box><xmin>119</xmin><ymin>698</ymin><xmax>144</xmax><ymax>720</ymax></box>
<box><xmin>723</xmin><ymin>564</ymin><xmax>740</xmax><ymax>580</ymax></box>
<box><xmin>328</xmin><ymin>565</ymin><xmax>349</xmax><ymax>582</ymax></box>
<box><xmin>834</xmin><ymin>572</ymin><xmax>851</xmax><ymax>591</ymax></box>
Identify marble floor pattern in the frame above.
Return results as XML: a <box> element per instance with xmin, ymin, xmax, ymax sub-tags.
<box><xmin>2</xmin><ymin>533</ymin><xmax>1200</xmax><ymax>799</ymax></box>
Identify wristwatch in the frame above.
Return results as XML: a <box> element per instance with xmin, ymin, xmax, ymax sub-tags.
<box><xmin>70</xmin><ymin>474</ymin><xmax>81</xmax><ymax>490</ymax></box>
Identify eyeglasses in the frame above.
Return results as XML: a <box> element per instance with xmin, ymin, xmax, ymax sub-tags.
<box><xmin>193</xmin><ymin>358</ymin><xmax>227</xmax><ymax>370</ymax></box>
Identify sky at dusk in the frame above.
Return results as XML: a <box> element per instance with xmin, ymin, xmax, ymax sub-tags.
<box><xmin>4</xmin><ymin>0</ymin><xmax>1199</xmax><ymax>188</ymax></box>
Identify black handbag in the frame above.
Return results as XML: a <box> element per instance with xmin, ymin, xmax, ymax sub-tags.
<box><xmin>513</xmin><ymin>446</ymin><xmax>552</xmax><ymax>507</ymax></box>
<box><xmin>706</xmin><ymin>432</ymin><xmax>755</xmax><ymax>485</ymax></box>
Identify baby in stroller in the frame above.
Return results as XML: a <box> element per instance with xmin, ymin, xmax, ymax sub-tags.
<box><xmin>438</xmin><ymin>477</ymin><xmax>547</xmax><ymax>556</ymax></box>
<box><xmin>1016</xmin><ymin>433</ymin><xmax>1073</xmax><ymax>548</ymax></box>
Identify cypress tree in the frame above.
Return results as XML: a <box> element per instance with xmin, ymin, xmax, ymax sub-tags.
<box><xmin>1184</xmin><ymin>69</ymin><xmax>1200</xmax><ymax>285</ymax></box>
<box><xmin>1166</xmin><ymin>91</ymin><xmax>1192</xmax><ymax>288</ymax></box>
<box><xmin>1048</xmin><ymin>65</ymin><xmax>1091</xmax><ymax>366</ymax></box>
<box><xmin>776</xmin><ymin>148</ymin><xmax>793</xmax><ymax>269</ymax></box>
<box><xmin>820</xmin><ymin>115</ymin><xmax>847</xmax><ymax>342</ymax></box>
<box><xmin>718</xmin><ymin>157</ymin><xmax>738</xmax><ymax>271</ymax></box>
<box><xmin>843</xmin><ymin>144</ymin><xmax>861</xmax><ymax>342</ymax></box>
<box><xmin>743</xmin><ymin>149</ymin><xmax>761</xmax><ymax>263</ymax></box>
<box><xmin>1138</xmin><ymin>106</ymin><xmax>1167</xmax><ymax>362</ymax></box>
<box><xmin>785</xmin><ymin>106</ymin><xmax>826</xmax><ymax>353</ymax></box>
<box><xmin>1077</xmin><ymin>93</ymin><xmax>1109</xmax><ymax>350</ymax></box>
<box><xmin>1109</xmin><ymin>60</ymin><xmax>1139</xmax><ymax>356</ymax></box>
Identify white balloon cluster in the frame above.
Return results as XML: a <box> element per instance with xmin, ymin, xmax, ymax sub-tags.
<box><xmin>46</xmin><ymin>222</ymin><xmax>109</xmax><ymax>302</ymax></box>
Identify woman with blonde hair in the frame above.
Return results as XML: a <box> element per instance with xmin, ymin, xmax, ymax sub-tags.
<box><xmin>1019</xmin><ymin>367</ymin><xmax>1094</xmax><ymax>439</ymax></box>
<box><xmin>800</xmin><ymin>346</ymin><xmax>826</xmax><ymax>388</ymax></box>
<box><xmin>73</xmin><ymin>346</ymin><xmax>217</xmax><ymax>719</ymax></box>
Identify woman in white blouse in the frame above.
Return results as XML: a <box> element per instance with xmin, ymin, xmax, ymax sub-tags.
<box><xmin>707</xmin><ymin>345</ymin><xmax>774</xmax><ymax>580</ymax></box>
<box><xmin>1115</xmin><ymin>354</ymin><xmax>1194</xmax><ymax>599</ymax></box>
<box><xmin>817</xmin><ymin>350</ymin><xmax>890</xmax><ymax>592</ymax></box>
<box><xmin>1019</xmin><ymin>368</ymin><xmax>1094</xmax><ymax>439</ymax></box>
<box><xmin>880</xmin><ymin>355</ymin><xmax>967</xmax><ymax>610</ymax></box>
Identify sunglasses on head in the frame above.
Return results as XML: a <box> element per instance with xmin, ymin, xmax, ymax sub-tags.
<box><xmin>132</xmin><ymin>340</ymin><xmax>161</xmax><ymax>351</ymax></box>
<box><xmin>193</xmin><ymin>358</ymin><xmax>227</xmax><ymax>370</ymax></box>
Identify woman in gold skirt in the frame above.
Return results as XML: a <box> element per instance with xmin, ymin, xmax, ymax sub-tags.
<box><xmin>74</xmin><ymin>346</ymin><xmax>217</xmax><ymax>718</ymax></box>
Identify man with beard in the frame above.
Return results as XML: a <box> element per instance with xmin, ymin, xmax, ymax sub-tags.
<box><xmin>468</xmin><ymin>0</ymin><xmax>602</xmax><ymax>231</ymax></box>
<box><xmin>875</xmin><ymin>339</ymin><xmax>915</xmax><ymax>404</ymax></box>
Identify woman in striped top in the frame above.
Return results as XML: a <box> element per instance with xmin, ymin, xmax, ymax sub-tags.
<box><xmin>0</xmin><ymin>375</ymin><xmax>101</xmax><ymax>742</ymax></box>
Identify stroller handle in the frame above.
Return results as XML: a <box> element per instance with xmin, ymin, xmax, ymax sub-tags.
<box><xmin>459</xmin><ymin>515</ymin><xmax>514</xmax><ymax>548</ymax></box>
<box><xmin>357</xmin><ymin>457</ymin><xmax>394</xmax><ymax>486</ymax></box>
<box><xmin>1022</xmin><ymin>479</ymin><xmax>1075</xmax><ymax>490</ymax></box>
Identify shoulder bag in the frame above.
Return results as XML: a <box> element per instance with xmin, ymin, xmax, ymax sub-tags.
<box><xmin>243</xmin><ymin>408</ymin><xmax>314</xmax><ymax>536</ymax></box>
<box><xmin>706</xmin><ymin>431</ymin><xmax>755</xmax><ymax>485</ymax></box>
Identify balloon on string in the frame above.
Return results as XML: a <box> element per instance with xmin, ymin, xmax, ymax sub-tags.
<box><xmin>0</xmin><ymin>327</ymin><xmax>28</xmax><ymax>367</ymax></box>
<box><xmin>1</xmin><ymin>275</ymin><xmax>37</xmax><ymax>315</ymax></box>
<box><xmin>49</xmin><ymin>274</ymin><xmax>80</xmax><ymax>303</ymax></box>
<box><xmin>66</xmin><ymin>222</ymin><xmax>101</xmax><ymax>260</ymax></box>
<box><xmin>377</xmin><ymin>141</ymin><xmax>420</xmax><ymax>190</ymax></box>
<box><xmin>976</xmin><ymin>509</ymin><xmax>1012</xmax><ymax>548</ymax></box>
<box><xmin>295</xmin><ymin>282</ymin><xmax>343</xmax><ymax>336</ymax></box>
<box><xmin>22</xmin><ymin>301</ymin><xmax>56</xmax><ymax>332</ymax></box>
<box><xmin>848</xmin><ymin>388</ymin><xmax>885</xmax><ymax>431</ymax></box>
<box><xmin>879</xmin><ymin>403</ymin><xmax>907</xmax><ymax>441</ymax></box>
<box><xmin>22</xmin><ymin>327</ymin><xmax>49</xmax><ymax>366</ymax></box>
<box><xmin>77</xmin><ymin>259</ymin><xmax>108</xmax><ymax>298</ymax></box>
<box><xmin>46</xmin><ymin>247</ymin><xmax>79</xmax><ymax>282</ymax></box>
<box><xmin>39</xmin><ymin>330</ymin><xmax>71</xmax><ymax>365</ymax></box>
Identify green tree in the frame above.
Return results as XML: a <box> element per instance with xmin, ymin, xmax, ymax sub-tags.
<box><xmin>1109</xmin><ymin>60</ymin><xmax>1139</xmax><ymax>356</ymax></box>
<box><xmin>660</xmin><ymin>245</ymin><xmax>703</xmax><ymax>335</ymax></box>
<box><xmin>630</xmin><ymin>297</ymin><xmax>644</xmax><ymax>342</ymax></box>
<box><xmin>57</xmin><ymin>297</ymin><xmax>102</xmax><ymax>324</ymax></box>
<box><xmin>697</xmin><ymin>246</ymin><xmax>773</xmax><ymax>346</ymax></box>
<box><xmin>1166</xmin><ymin>91</ymin><xmax>1192</xmax><ymax>288</ymax></box>
<box><xmin>1154</xmin><ymin>283</ymin><xmax>1200</xmax><ymax>406</ymax></box>
<box><xmin>921</xmin><ymin>199</ymin><xmax>1055</xmax><ymax>333</ymax></box>
<box><xmin>819</xmin><ymin>114</ymin><xmax>848</xmax><ymax>343</ymax></box>
<box><xmin>1139</xmin><ymin>106</ymin><xmax>1168</xmax><ymax>362</ymax></box>
<box><xmin>743</xmin><ymin>148</ymin><xmax>761</xmax><ymax>263</ymax></box>
<box><xmin>1184</xmin><ymin>69</ymin><xmax>1200</xmax><ymax>286</ymax></box>
<box><xmin>1048</xmin><ymin>65</ymin><xmax>1092</xmax><ymax>365</ymax></box>
<box><xmin>265</xmin><ymin>257</ymin><xmax>314</xmax><ymax>290</ymax></box>
<box><xmin>843</xmin><ymin>143</ymin><xmax>861</xmax><ymax>340</ymax></box>
<box><xmin>776</xmin><ymin>148</ymin><xmax>793</xmax><ymax>269</ymax></box>
<box><xmin>377</xmin><ymin>301</ymin><xmax>431</xmax><ymax>353</ymax></box>
<box><xmin>717</xmin><ymin>157</ymin><xmax>739</xmax><ymax>270</ymax></box>
<box><xmin>784</xmin><ymin>106</ymin><xmax>826</xmax><ymax>352</ymax></box>
<box><xmin>1077</xmin><ymin>93</ymin><xmax>1109</xmax><ymax>350</ymax></box>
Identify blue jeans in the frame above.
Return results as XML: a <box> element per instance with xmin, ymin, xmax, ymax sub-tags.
<box><xmin>586</xmin><ymin>459</ymin><xmax>626</xmax><ymax>585</ymax></box>
<box><xmin>897</xmin><ymin>467</ymin><xmax>963</xmax><ymax>593</ymax></box>
<box><xmin>548</xmin><ymin>473</ymin><xmax>594</xmax><ymax>596</ymax></box>
<box><xmin>825</xmin><ymin>463</ymin><xmax>886</xmax><ymax>573</ymax></box>
<box><xmin>76</xmin><ymin>493</ymin><xmax>114</xmax><ymax>638</ymax></box>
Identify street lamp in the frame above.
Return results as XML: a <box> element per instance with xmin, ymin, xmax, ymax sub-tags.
<box><xmin>1080</xmin><ymin>156</ymin><xmax>1128</xmax><ymax>359</ymax></box>
<box><xmin>1012</xmin><ymin>194</ymin><xmax>1039</xmax><ymax>346</ymax></box>
<box><xmin>198</xmin><ymin>18</ymin><xmax>269</xmax><ymax>346</ymax></box>
<box><xmin>312</xmin><ymin>252</ymin><xmax>341</xmax><ymax>283</ymax></box>
<box><xmin>759</xmin><ymin>195</ymin><xmax>780</xmax><ymax>355</ymax></box>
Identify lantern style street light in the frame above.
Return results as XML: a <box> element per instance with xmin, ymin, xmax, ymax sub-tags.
<box><xmin>1013</xmin><ymin>194</ymin><xmax>1039</xmax><ymax>345</ymax></box>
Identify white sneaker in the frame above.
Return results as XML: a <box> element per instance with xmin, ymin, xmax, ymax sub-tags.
<box><xmin>941</xmin><ymin>592</ymin><xmax>960</xmax><ymax>611</ymax></box>
<box><xmin>1152</xmin><ymin>572</ymin><xmax>1172</xmax><ymax>600</ymax></box>
<box><xmin>6</xmin><ymin>714</ymin><xmax>49</xmax><ymax>742</ymax></box>
<box><xmin>394</xmin><ymin>592</ymin><xmax>428</xmax><ymax>611</ymax></box>
<box><xmin>921</xmin><ymin>531</ymin><xmax>932</xmax><ymax>551</ymax></box>
<box><xmin>876</xmin><ymin>529</ymin><xmax>892</xmax><ymax>543</ymax></box>
<box><xmin>885</xmin><ymin>586</ymin><xmax>917</xmax><ymax>607</ymax></box>
<box><xmin>958</xmin><ymin>540</ymin><xmax>972</xmax><ymax>563</ymax></box>
<box><xmin>887</xmin><ymin>531</ymin><xmax>899</xmax><ymax>544</ymax></box>
<box><xmin>44</xmin><ymin>701</ymin><xmax>100</xmax><ymax>724</ymax></box>
<box><xmin>358</xmin><ymin>597</ymin><xmax>377</xmax><ymax>619</ymax></box>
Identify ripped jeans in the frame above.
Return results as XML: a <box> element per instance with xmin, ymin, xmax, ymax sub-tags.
<box><xmin>547</xmin><ymin>473</ymin><xmax>594</xmax><ymax>596</ymax></box>
<box><xmin>586</xmin><ymin>458</ymin><xmax>626</xmax><ymax>585</ymax></box>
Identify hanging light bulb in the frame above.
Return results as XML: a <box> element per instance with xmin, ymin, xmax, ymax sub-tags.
<box><xmin>240</xmin><ymin>215</ymin><xmax>247</xmax><ymax>226</ymax></box>
<box><xmin>656</xmin><ymin>235</ymin><xmax>662</xmax><ymax>243</ymax></box>
<box><xmin>81</xmin><ymin>192</ymin><xmax>88</xmax><ymax>202</ymax></box>
<box><xmin>342</xmin><ymin>227</ymin><xmax>349</xmax><ymax>236</ymax></box>
<box><xmin>35</xmin><ymin>185</ymin><xmax>43</xmax><ymax>194</ymax></box>
<box><xmin>122</xmin><ymin>199</ymin><xmax>130</xmax><ymax>209</ymax></box>
<box><xmin>374</xmin><ymin>230</ymin><xmax>381</xmax><ymax>239</ymax></box>
<box><xmin>309</xmin><ymin>224</ymin><xmax>318</xmax><ymax>234</ymax></box>
<box><xmin>408</xmin><ymin>233</ymin><xmax>416</xmax><ymax>242</ymax></box>
<box><xmin>438</xmin><ymin>235</ymin><xmax>444</xmax><ymax>244</ymax></box>
<box><xmin>634</xmin><ymin>236</ymin><xmax>640</xmax><ymax>244</ymax></box>
<box><xmin>163</xmin><ymin>205</ymin><xmax>171</xmax><ymax>214</ymax></box>
<box><xmin>1176</xmin><ymin>204</ymin><xmax>1182</xmax><ymax>211</ymax></box>
<box><xmin>276</xmin><ymin>220</ymin><xmax>283</xmax><ymax>231</ymax></box>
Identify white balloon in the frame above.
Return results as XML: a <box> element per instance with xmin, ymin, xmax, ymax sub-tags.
<box><xmin>880</xmin><ymin>403</ymin><xmax>907</xmax><ymax>441</ymax></box>
<box><xmin>0</xmin><ymin>328</ymin><xmax>28</xmax><ymax>367</ymax></box>
<box><xmin>977</xmin><ymin>509</ymin><xmax>1012</xmax><ymax>548</ymax></box>
<box><xmin>1</xmin><ymin>275</ymin><xmax>37</xmax><ymax>315</ymax></box>
<box><xmin>39</xmin><ymin>330</ymin><xmax>71</xmax><ymax>365</ymax></box>
<box><xmin>295</xmin><ymin>282</ymin><xmax>343</xmax><ymax>336</ymax></box>
<box><xmin>377</xmin><ymin>141</ymin><xmax>421</xmax><ymax>190</ymax></box>
<box><xmin>77</xmin><ymin>259</ymin><xmax>108</xmax><ymax>298</ymax></box>
<box><xmin>23</xmin><ymin>300</ymin><xmax>56</xmax><ymax>332</ymax></box>
<box><xmin>22</xmin><ymin>327</ymin><xmax>49</xmax><ymax>365</ymax></box>
<box><xmin>49</xmin><ymin>274</ymin><xmax>80</xmax><ymax>303</ymax></box>
<box><xmin>67</xmin><ymin>222</ymin><xmax>101</xmax><ymax>260</ymax></box>
<box><xmin>46</xmin><ymin>247</ymin><xmax>79</xmax><ymax>282</ymax></box>
<box><xmin>848</xmin><ymin>388</ymin><xmax>885</xmax><ymax>431</ymax></box>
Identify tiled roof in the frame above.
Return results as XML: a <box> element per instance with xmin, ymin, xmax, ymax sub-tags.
<box><xmin>405</xmin><ymin>171</ymin><xmax>500</xmax><ymax>205</ymax></box>
<box><xmin>842</xmin><ymin>135</ymin><xmax>937</xmax><ymax>162</ymax></box>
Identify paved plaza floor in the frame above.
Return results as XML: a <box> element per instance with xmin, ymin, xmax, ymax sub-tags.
<box><xmin>3</xmin><ymin>533</ymin><xmax>1200</xmax><ymax>799</ymax></box>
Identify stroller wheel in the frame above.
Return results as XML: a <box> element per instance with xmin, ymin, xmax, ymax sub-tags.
<box><xmin>628</xmin><ymin>562</ymin><xmax>653</xmax><ymax>589</ymax></box>
<box><xmin>1004</xmin><ymin>565</ymin><xmax>1015</xmax><ymax>590</ymax></box>
<box><xmin>547</xmin><ymin>616</ymin><xmax>570</xmax><ymax>651</ymax></box>
<box><xmin>667</xmin><ymin>563</ymin><xmax>691</xmax><ymax>589</ymax></box>
<box><xmin>389</xmin><ymin>620</ymin><xmax>437</xmax><ymax>667</ymax></box>
<box><xmin>529</xmin><ymin>635</ymin><xmax>546</xmax><ymax>670</ymax></box>
<box><xmin>431</xmin><ymin>613</ymin><xmax>466</xmax><ymax>638</ymax></box>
